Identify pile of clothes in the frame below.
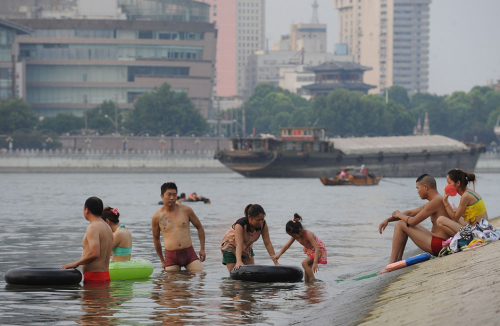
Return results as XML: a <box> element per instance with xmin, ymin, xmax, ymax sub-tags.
<box><xmin>438</xmin><ymin>219</ymin><xmax>500</xmax><ymax>257</ymax></box>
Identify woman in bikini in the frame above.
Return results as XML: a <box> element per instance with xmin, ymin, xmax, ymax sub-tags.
<box><xmin>102</xmin><ymin>207</ymin><xmax>132</xmax><ymax>262</ymax></box>
<box><xmin>221</xmin><ymin>204</ymin><xmax>279</xmax><ymax>273</ymax></box>
<box><xmin>437</xmin><ymin>169</ymin><xmax>488</xmax><ymax>235</ymax></box>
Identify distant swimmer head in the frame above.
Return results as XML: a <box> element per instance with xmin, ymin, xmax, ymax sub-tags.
<box><xmin>286</xmin><ymin>213</ymin><xmax>303</xmax><ymax>236</ymax></box>
<box><xmin>102</xmin><ymin>206</ymin><xmax>120</xmax><ymax>224</ymax></box>
<box><xmin>245</xmin><ymin>204</ymin><xmax>266</xmax><ymax>229</ymax></box>
<box><xmin>84</xmin><ymin>196</ymin><xmax>103</xmax><ymax>217</ymax></box>
<box><xmin>447</xmin><ymin>169</ymin><xmax>476</xmax><ymax>192</ymax></box>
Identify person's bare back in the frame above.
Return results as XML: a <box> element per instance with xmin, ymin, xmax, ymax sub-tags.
<box><xmin>62</xmin><ymin>197</ymin><xmax>114</xmax><ymax>284</ymax></box>
<box><xmin>81</xmin><ymin>220</ymin><xmax>113</xmax><ymax>273</ymax></box>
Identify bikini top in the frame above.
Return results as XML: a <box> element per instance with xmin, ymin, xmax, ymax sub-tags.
<box><xmin>112</xmin><ymin>225</ymin><xmax>132</xmax><ymax>256</ymax></box>
<box><xmin>462</xmin><ymin>191</ymin><xmax>487</xmax><ymax>223</ymax></box>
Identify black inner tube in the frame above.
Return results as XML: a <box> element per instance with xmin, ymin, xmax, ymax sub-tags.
<box><xmin>230</xmin><ymin>265</ymin><xmax>303</xmax><ymax>283</ymax></box>
<box><xmin>5</xmin><ymin>267</ymin><xmax>82</xmax><ymax>286</ymax></box>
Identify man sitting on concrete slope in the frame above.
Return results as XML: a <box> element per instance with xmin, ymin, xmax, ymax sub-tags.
<box><xmin>378</xmin><ymin>174</ymin><xmax>454</xmax><ymax>274</ymax></box>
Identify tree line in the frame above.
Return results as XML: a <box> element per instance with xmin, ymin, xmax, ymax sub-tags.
<box><xmin>1</xmin><ymin>82</ymin><xmax>500</xmax><ymax>149</ymax></box>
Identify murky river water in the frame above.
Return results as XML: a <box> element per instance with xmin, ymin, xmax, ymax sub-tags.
<box><xmin>1</xmin><ymin>172</ymin><xmax>499</xmax><ymax>325</ymax></box>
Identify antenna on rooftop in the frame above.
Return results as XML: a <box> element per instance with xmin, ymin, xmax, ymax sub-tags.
<box><xmin>311</xmin><ymin>0</ymin><xmax>319</xmax><ymax>24</ymax></box>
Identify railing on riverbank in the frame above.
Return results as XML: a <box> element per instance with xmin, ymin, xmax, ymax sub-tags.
<box><xmin>0</xmin><ymin>148</ymin><xmax>216</xmax><ymax>157</ymax></box>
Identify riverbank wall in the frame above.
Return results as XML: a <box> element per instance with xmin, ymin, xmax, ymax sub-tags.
<box><xmin>0</xmin><ymin>148</ymin><xmax>229</xmax><ymax>173</ymax></box>
<box><xmin>474</xmin><ymin>151</ymin><xmax>500</xmax><ymax>172</ymax></box>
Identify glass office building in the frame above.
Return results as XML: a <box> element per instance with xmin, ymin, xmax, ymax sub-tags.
<box><xmin>11</xmin><ymin>0</ymin><xmax>216</xmax><ymax>118</ymax></box>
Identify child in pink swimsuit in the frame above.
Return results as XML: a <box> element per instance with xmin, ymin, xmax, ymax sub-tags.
<box><xmin>272</xmin><ymin>213</ymin><xmax>327</xmax><ymax>281</ymax></box>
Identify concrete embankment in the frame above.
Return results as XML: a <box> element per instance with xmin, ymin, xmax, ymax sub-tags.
<box><xmin>475</xmin><ymin>152</ymin><xmax>500</xmax><ymax>173</ymax></box>
<box><xmin>0</xmin><ymin>149</ymin><xmax>231</xmax><ymax>173</ymax></box>
<box><xmin>358</xmin><ymin>218</ymin><xmax>500</xmax><ymax>326</ymax></box>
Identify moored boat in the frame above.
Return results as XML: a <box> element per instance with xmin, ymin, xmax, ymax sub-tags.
<box><xmin>215</xmin><ymin>127</ymin><xmax>483</xmax><ymax>178</ymax></box>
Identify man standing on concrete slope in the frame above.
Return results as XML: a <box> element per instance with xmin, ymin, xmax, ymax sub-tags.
<box><xmin>378</xmin><ymin>174</ymin><xmax>453</xmax><ymax>274</ymax></box>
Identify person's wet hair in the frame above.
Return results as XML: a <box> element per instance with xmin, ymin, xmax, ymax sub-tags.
<box><xmin>102</xmin><ymin>206</ymin><xmax>120</xmax><ymax>224</ymax></box>
<box><xmin>178</xmin><ymin>193</ymin><xmax>186</xmax><ymax>199</ymax></box>
<box><xmin>286</xmin><ymin>213</ymin><xmax>303</xmax><ymax>235</ymax></box>
<box><xmin>161</xmin><ymin>182</ymin><xmax>177</xmax><ymax>195</ymax></box>
<box><xmin>244</xmin><ymin>204</ymin><xmax>266</xmax><ymax>218</ymax></box>
<box><xmin>447</xmin><ymin>169</ymin><xmax>476</xmax><ymax>191</ymax></box>
<box><xmin>416</xmin><ymin>174</ymin><xmax>436</xmax><ymax>189</ymax></box>
<box><xmin>85</xmin><ymin>196</ymin><xmax>103</xmax><ymax>216</ymax></box>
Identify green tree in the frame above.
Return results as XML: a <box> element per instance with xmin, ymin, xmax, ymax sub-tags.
<box><xmin>39</xmin><ymin>113</ymin><xmax>84</xmax><ymax>134</ymax></box>
<box><xmin>388</xmin><ymin>85</ymin><xmax>410</xmax><ymax>109</ymax></box>
<box><xmin>87</xmin><ymin>100</ymin><xmax>122</xmax><ymax>135</ymax></box>
<box><xmin>125</xmin><ymin>83</ymin><xmax>208</xmax><ymax>136</ymax></box>
<box><xmin>244</xmin><ymin>83</ymin><xmax>311</xmax><ymax>135</ymax></box>
<box><xmin>0</xmin><ymin>98</ymin><xmax>38</xmax><ymax>133</ymax></box>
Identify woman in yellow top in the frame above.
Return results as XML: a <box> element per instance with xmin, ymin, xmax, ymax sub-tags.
<box><xmin>437</xmin><ymin>169</ymin><xmax>488</xmax><ymax>235</ymax></box>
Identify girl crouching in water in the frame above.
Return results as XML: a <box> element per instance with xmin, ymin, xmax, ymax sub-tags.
<box><xmin>221</xmin><ymin>204</ymin><xmax>279</xmax><ymax>273</ymax></box>
<box><xmin>273</xmin><ymin>214</ymin><xmax>327</xmax><ymax>281</ymax></box>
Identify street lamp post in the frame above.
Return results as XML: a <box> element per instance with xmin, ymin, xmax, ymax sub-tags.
<box><xmin>104</xmin><ymin>114</ymin><xmax>118</xmax><ymax>135</ymax></box>
<box><xmin>6</xmin><ymin>136</ymin><xmax>13</xmax><ymax>150</ymax></box>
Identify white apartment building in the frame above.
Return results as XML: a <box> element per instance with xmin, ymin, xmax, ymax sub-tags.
<box><xmin>335</xmin><ymin>0</ymin><xmax>431</xmax><ymax>95</ymax></box>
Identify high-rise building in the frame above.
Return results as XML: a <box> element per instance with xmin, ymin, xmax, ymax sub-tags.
<box><xmin>334</xmin><ymin>0</ymin><xmax>431</xmax><ymax>95</ymax></box>
<box><xmin>0</xmin><ymin>19</ymin><xmax>32</xmax><ymax>100</ymax></box>
<box><xmin>201</xmin><ymin>0</ymin><xmax>265</xmax><ymax>97</ymax></box>
<box><xmin>9</xmin><ymin>0</ymin><xmax>217</xmax><ymax>118</ymax></box>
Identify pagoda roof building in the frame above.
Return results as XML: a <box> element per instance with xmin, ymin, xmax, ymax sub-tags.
<box><xmin>302</xmin><ymin>61</ymin><xmax>376</xmax><ymax>97</ymax></box>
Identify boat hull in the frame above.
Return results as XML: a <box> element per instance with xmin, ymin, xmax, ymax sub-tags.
<box><xmin>217</xmin><ymin>150</ymin><xmax>481</xmax><ymax>178</ymax></box>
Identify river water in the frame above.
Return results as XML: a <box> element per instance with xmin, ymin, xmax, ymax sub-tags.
<box><xmin>1</xmin><ymin>172</ymin><xmax>499</xmax><ymax>325</ymax></box>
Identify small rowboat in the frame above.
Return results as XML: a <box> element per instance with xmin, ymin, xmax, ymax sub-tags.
<box><xmin>320</xmin><ymin>168</ymin><xmax>381</xmax><ymax>186</ymax></box>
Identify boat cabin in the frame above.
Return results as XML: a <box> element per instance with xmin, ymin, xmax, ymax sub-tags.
<box><xmin>280</xmin><ymin>127</ymin><xmax>332</xmax><ymax>153</ymax></box>
<box><xmin>228</xmin><ymin>127</ymin><xmax>334</xmax><ymax>153</ymax></box>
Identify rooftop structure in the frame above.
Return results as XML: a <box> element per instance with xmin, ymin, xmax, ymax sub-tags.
<box><xmin>302</xmin><ymin>61</ymin><xmax>376</xmax><ymax>97</ymax></box>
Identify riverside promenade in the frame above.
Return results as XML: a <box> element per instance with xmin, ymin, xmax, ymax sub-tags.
<box><xmin>0</xmin><ymin>148</ymin><xmax>229</xmax><ymax>173</ymax></box>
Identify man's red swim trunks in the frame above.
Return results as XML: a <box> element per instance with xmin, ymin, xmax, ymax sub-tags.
<box><xmin>83</xmin><ymin>271</ymin><xmax>111</xmax><ymax>284</ymax></box>
<box><xmin>164</xmin><ymin>246</ymin><xmax>199</xmax><ymax>267</ymax></box>
<box><xmin>430</xmin><ymin>236</ymin><xmax>445</xmax><ymax>256</ymax></box>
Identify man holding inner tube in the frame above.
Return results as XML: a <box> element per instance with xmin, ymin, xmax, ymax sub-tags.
<box><xmin>152</xmin><ymin>182</ymin><xmax>206</xmax><ymax>271</ymax></box>
<box><xmin>62</xmin><ymin>196</ymin><xmax>114</xmax><ymax>284</ymax></box>
<box><xmin>378</xmin><ymin>174</ymin><xmax>454</xmax><ymax>274</ymax></box>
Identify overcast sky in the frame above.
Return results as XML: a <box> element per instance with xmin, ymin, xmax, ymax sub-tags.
<box><xmin>265</xmin><ymin>0</ymin><xmax>500</xmax><ymax>95</ymax></box>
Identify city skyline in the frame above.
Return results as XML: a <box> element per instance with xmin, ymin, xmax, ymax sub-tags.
<box><xmin>266</xmin><ymin>0</ymin><xmax>500</xmax><ymax>96</ymax></box>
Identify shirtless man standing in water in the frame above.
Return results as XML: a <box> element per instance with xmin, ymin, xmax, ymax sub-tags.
<box><xmin>378</xmin><ymin>174</ymin><xmax>453</xmax><ymax>274</ymax></box>
<box><xmin>152</xmin><ymin>182</ymin><xmax>206</xmax><ymax>271</ymax></box>
<box><xmin>62</xmin><ymin>196</ymin><xmax>114</xmax><ymax>284</ymax></box>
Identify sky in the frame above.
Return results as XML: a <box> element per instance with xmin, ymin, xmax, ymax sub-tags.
<box><xmin>265</xmin><ymin>0</ymin><xmax>500</xmax><ymax>96</ymax></box>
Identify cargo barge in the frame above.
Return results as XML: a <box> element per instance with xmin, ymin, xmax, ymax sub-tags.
<box><xmin>215</xmin><ymin>127</ymin><xmax>482</xmax><ymax>178</ymax></box>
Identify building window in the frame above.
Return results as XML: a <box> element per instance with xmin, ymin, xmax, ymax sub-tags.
<box><xmin>138</xmin><ymin>31</ymin><xmax>154</xmax><ymax>39</ymax></box>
